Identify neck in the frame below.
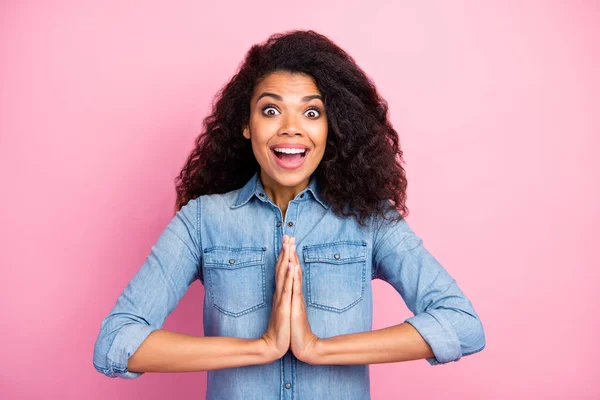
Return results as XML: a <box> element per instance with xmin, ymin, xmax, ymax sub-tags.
<box><xmin>259</xmin><ymin>170</ymin><xmax>309</xmax><ymax>219</ymax></box>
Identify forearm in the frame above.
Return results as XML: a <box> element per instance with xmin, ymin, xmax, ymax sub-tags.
<box><xmin>128</xmin><ymin>329</ymin><xmax>273</xmax><ymax>373</ymax></box>
<box><xmin>310</xmin><ymin>322</ymin><xmax>434</xmax><ymax>365</ymax></box>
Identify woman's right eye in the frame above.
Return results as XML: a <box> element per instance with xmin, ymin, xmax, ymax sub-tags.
<box><xmin>262</xmin><ymin>106</ymin><xmax>280</xmax><ymax>116</ymax></box>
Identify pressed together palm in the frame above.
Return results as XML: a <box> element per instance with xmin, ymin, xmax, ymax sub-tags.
<box><xmin>260</xmin><ymin>235</ymin><xmax>320</xmax><ymax>364</ymax></box>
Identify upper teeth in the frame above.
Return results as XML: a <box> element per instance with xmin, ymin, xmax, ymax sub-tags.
<box><xmin>274</xmin><ymin>148</ymin><xmax>306</xmax><ymax>154</ymax></box>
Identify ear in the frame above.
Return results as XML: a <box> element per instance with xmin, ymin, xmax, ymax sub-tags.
<box><xmin>243</xmin><ymin>125</ymin><xmax>251</xmax><ymax>139</ymax></box>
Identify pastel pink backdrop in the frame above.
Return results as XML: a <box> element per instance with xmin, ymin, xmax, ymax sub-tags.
<box><xmin>1</xmin><ymin>1</ymin><xmax>598</xmax><ymax>399</ymax></box>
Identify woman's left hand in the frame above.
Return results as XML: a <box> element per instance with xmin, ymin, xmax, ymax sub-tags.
<box><xmin>289</xmin><ymin>238</ymin><xmax>321</xmax><ymax>364</ymax></box>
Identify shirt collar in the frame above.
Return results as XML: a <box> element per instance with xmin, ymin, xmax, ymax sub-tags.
<box><xmin>232</xmin><ymin>172</ymin><xmax>328</xmax><ymax>209</ymax></box>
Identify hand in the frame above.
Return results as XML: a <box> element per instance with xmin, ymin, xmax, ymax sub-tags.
<box><xmin>288</xmin><ymin>237</ymin><xmax>320</xmax><ymax>364</ymax></box>
<box><xmin>260</xmin><ymin>235</ymin><xmax>294</xmax><ymax>362</ymax></box>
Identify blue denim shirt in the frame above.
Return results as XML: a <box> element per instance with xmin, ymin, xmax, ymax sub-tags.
<box><xmin>93</xmin><ymin>172</ymin><xmax>485</xmax><ymax>399</ymax></box>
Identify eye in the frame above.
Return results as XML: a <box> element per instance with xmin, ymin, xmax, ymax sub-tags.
<box><xmin>304</xmin><ymin>107</ymin><xmax>321</xmax><ymax>119</ymax></box>
<box><xmin>261</xmin><ymin>105</ymin><xmax>280</xmax><ymax>116</ymax></box>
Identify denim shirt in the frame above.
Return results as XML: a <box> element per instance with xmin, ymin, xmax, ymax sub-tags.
<box><xmin>93</xmin><ymin>172</ymin><xmax>485</xmax><ymax>399</ymax></box>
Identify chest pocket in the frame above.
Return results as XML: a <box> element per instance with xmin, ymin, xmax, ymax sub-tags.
<box><xmin>203</xmin><ymin>246</ymin><xmax>267</xmax><ymax>317</ymax></box>
<box><xmin>302</xmin><ymin>241</ymin><xmax>367</xmax><ymax>313</ymax></box>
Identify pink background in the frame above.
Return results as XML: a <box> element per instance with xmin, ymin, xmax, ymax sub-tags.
<box><xmin>1</xmin><ymin>1</ymin><xmax>598</xmax><ymax>399</ymax></box>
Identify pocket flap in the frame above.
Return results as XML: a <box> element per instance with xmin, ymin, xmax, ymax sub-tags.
<box><xmin>303</xmin><ymin>241</ymin><xmax>367</xmax><ymax>264</ymax></box>
<box><xmin>203</xmin><ymin>246</ymin><xmax>266</xmax><ymax>269</ymax></box>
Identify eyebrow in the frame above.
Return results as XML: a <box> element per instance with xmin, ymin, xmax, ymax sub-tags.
<box><xmin>256</xmin><ymin>92</ymin><xmax>323</xmax><ymax>104</ymax></box>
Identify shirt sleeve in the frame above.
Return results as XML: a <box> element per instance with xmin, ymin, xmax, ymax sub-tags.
<box><xmin>93</xmin><ymin>197</ymin><xmax>202</xmax><ymax>378</ymax></box>
<box><xmin>372</xmin><ymin>207</ymin><xmax>486</xmax><ymax>366</ymax></box>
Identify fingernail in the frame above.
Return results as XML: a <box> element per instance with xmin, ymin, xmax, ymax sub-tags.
<box><xmin>291</xmin><ymin>244</ymin><xmax>296</xmax><ymax>253</ymax></box>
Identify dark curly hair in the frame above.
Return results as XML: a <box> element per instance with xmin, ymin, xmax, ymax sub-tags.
<box><xmin>174</xmin><ymin>29</ymin><xmax>408</xmax><ymax>226</ymax></box>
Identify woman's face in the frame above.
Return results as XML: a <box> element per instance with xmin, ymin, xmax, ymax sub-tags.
<box><xmin>243</xmin><ymin>71</ymin><xmax>328</xmax><ymax>191</ymax></box>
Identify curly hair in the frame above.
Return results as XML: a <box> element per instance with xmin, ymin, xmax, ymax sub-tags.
<box><xmin>174</xmin><ymin>29</ymin><xmax>408</xmax><ymax>226</ymax></box>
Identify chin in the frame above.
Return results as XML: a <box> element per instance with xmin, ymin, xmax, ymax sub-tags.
<box><xmin>263</xmin><ymin>167</ymin><xmax>313</xmax><ymax>188</ymax></box>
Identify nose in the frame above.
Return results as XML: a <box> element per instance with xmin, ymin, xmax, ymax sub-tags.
<box><xmin>277</xmin><ymin>112</ymin><xmax>303</xmax><ymax>137</ymax></box>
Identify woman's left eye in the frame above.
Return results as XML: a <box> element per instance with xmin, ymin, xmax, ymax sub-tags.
<box><xmin>304</xmin><ymin>108</ymin><xmax>321</xmax><ymax>118</ymax></box>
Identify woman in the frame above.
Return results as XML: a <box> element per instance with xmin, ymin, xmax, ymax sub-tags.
<box><xmin>93</xmin><ymin>30</ymin><xmax>485</xmax><ymax>399</ymax></box>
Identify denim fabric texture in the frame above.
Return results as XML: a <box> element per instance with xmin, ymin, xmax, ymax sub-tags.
<box><xmin>93</xmin><ymin>172</ymin><xmax>486</xmax><ymax>399</ymax></box>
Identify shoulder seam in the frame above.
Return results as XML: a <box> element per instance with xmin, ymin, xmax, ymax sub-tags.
<box><xmin>196</xmin><ymin>197</ymin><xmax>203</xmax><ymax>282</ymax></box>
<box><xmin>196</xmin><ymin>196</ymin><xmax>201</xmax><ymax>250</ymax></box>
<box><xmin>371</xmin><ymin>213</ymin><xmax>378</xmax><ymax>279</ymax></box>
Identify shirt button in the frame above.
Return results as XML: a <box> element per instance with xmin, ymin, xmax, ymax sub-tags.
<box><xmin>285</xmin><ymin>383</ymin><xmax>291</xmax><ymax>389</ymax></box>
<box><xmin>258</xmin><ymin>193</ymin><xmax>265</xmax><ymax>197</ymax></box>
<box><xmin>229</xmin><ymin>259</ymin><xmax>235</xmax><ymax>264</ymax></box>
<box><xmin>276</xmin><ymin>221</ymin><xmax>281</xmax><ymax>227</ymax></box>
<box><xmin>334</xmin><ymin>253</ymin><xmax>340</xmax><ymax>259</ymax></box>
<box><xmin>288</xmin><ymin>221</ymin><xmax>294</xmax><ymax>227</ymax></box>
<box><xmin>300</xmin><ymin>193</ymin><xmax>305</xmax><ymax>198</ymax></box>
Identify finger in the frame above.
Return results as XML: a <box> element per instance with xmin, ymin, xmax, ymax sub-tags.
<box><xmin>281</xmin><ymin>237</ymin><xmax>290</xmax><ymax>272</ymax></box>
<box><xmin>289</xmin><ymin>237</ymin><xmax>295</xmax><ymax>262</ymax></box>
<box><xmin>275</xmin><ymin>242</ymin><xmax>289</xmax><ymax>296</ymax></box>
<box><xmin>278</xmin><ymin>241</ymin><xmax>288</xmax><ymax>268</ymax></box>
<box><xmin>291</xmin><ymin>243</ymin><xmax>302</xmax><ymax>283</ymax></box>
<box><xmin>281</xmin><ymin>261</ymin><xmax>295</xmax><ymax>306</ymax></box>
<box><xmin>281</xmin><ymin>240</ymin><xmax>292</xmax><ymax>282</ymax></box>
<box><xmin>294</xmin><ymin>262</ymin><xmax>303</xmax><ymax>293</ymax></box>
<box><xmin>275</xmin><ymin>244</ymin><xmax>286</xmax><ymax>296</ymax></box>
<box><xmin>275</xmin><ymin>241</ymin><xmax>285</xmax><ymax>272</ymax></box>
<box><xmin>293</xmin><ymin>244</ymin><xmax>301</xmax><ymax>266</ymax></box>
<box><xmin>297</xmin><ymin>262</ymin><xmax>303</xmax><ymax>291</ymax></box>
<box><xmin>275</xmin><ymin>236</ymin><xmax>291</xmax><ymax>301</ymax></box>
<box><xmin>292</xmin><ymin>264</ymin><xmax>307</xmax><ymax>318</ymax></box>
<box><xmin>292</xmin><ymin>263</ymin><xmax>300</xmax><ymax>297</ymax></box>
<box><xmin>276</xmin><ymin>235</ymin><xmax>289</xmax><ymax>272</ymax></box>
<box><xmin>290</xmin><ymin>244</ymin><xmax>296</xmax><ymax>266</ymax></box>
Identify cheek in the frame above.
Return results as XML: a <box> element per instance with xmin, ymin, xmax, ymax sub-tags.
<box><xmin>250</xmin><ymin>139</ymin><xmax>268</xmax><ymax>160</ymax></box>
<box><xmin>306</xmin><ymin>119</ymin><xmax>327</xmax><ymax>138</ymax></box>
<box><xmin>250</xmin><ymin>120</ymin><xmax>277</xmax><ymax>142</ymax></box>
<box><xmin>314</xmin><ymin>126</ymin><xmax>328</xmax><ymax>149</ymax></box>
<box><xmin>248</xmin><ymin>133</ymin><xmax>272</xmax><ymax>163</ymax></box>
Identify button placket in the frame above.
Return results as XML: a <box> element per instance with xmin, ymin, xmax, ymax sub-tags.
<box><xmin>282</xmin><ymin>352</ymin><xmax>294</xmax><ymax>400</ymax></box>
<box><xmin>283</xmin><ymin>201</ymin><xmax>298</xmax><ymax>237</ymax></box>
<box><xmin>281</xmin><ymin>202</ymin><xmax>297</xmax><ymax>399</ymax></box>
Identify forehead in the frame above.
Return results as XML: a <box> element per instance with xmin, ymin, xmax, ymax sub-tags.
<box><xmin>252</xmin><ymin>71</ymin><xmax>321</xmax><ymax>99</ymax></box>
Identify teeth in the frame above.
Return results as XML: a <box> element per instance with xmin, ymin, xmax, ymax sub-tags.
<box><xmin>273</xmin><ymin>148</ymin><xmax>306</xmax><ymax>154</ymax></box>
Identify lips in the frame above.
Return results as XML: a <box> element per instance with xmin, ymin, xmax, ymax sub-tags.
<box><xmin>269</xmin><ymin>143</ymin><xmax>310</xmax><ymax>151</ymax></box>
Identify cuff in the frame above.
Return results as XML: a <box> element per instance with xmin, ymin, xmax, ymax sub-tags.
<box><xmin>106</xmin><ymin>323</ymin><xmax>158</xmax><ymax>378</ymax></box>
<box><xmin>405</xmin><ymin>310</ymin><xmax>462</xmax><ymax>366</ymax></box>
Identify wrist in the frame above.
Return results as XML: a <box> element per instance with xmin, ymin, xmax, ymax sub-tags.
<box><xmin>255</xmin><ymin>337</ymin><xmax>282</xmax><ymax>364</ymax></box>
<box><xmin>312</xmin><ymin>337</ymin><xmax>326</xmax><ymax>365</ymax></box>
<box><xmin>299</xmin><ymin>336</ymin><xmax>324</xmax><ymax>365</ymax></box>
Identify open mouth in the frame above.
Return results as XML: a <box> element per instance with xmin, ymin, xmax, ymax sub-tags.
<box><xmin>271</xmin><ymin>147</ymin><xmax>309</xmax><ymax>169</ymax></box>
<box><xmin>272</xmin><ymin>149</ymin><xmax>307</xmax><ymax>161</ymax></box>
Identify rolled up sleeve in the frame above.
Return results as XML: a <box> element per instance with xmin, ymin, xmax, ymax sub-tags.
<box><xmin>93</xmin><ymin>197</ymin><xmax>202</xmax><ymax>378</ymax></box>
<box><xmin>372</xmin><ymin>208</ymin><xmax>486</xmax><ymax>366</ymax></box>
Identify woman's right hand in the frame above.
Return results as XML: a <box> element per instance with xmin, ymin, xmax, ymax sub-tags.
<box><xmin>260</xmin><ymin>235</ymin><xmax>295</xmax><ymax>362</ymax></box>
